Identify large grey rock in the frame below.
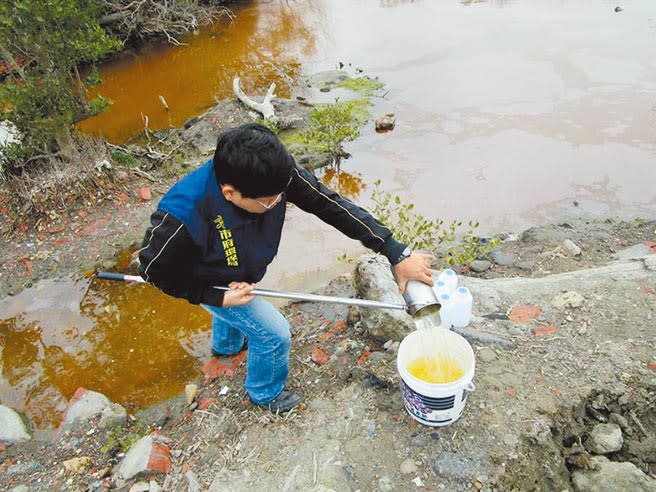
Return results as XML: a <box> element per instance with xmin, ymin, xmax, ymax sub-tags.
<box><xmin>488</xmin><ymin>251</ymin><xmax>517</xmax><ymax>266</ymax></box>
<box><xmin>572</xmin><ymin>456</ymin><xmax>655</xmax><ymax>492</ymax></box>
<box><xmin>354</xmin><ymin>254</ymin><xmax>415</xmax><ymax>341</ymax></box>
<box><xmin>469</xmin><ymin>260</ymin><xmax>492</xmax><ymax>273</ymax></box>
<box><xmin>586</xmin><ymin>423</ymin><xmax>623</xmax><ymax>454</ymax></box>
<box><xmin>60</xmin><ymin>387</ymin><xmax>126</xmax><ymax>432</ymax></box>
<box><xmin>113</xmin><ymin>434</ymin><xmax>172</xmax><ymax>483</ymax></box>
<box><xmin>0</xmin><ymin>405</ymin><xmax>31</xmax><ymax>443</ymax></box>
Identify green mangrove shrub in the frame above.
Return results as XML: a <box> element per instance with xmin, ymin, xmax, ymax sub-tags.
<box><xmin>369</xmin><ymin>179</ymin><xmax>500</xmax><ymax>267</ymax></box>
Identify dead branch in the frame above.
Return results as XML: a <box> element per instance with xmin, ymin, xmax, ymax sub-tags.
<box><xmin>232</xmin><ymin>76</ymin><xmax>278</xmax><ymax>123</ymax></box>
<box><xmin>158</xmin><ymin>95</ymin><xmax>169</xmax><ymax>111</ymax></box>
<box><xmin>99</xmin><ymin>1</ymin><xmax>232</xmax><ymax>45</ymax></box>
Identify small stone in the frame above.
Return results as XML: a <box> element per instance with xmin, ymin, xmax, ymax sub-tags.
<box><xmin>561</xmin><ymin>239</ymin><xmax>582</xmax><ymax>256</ymax></box>
<box><xmin>0</xmin><ymin>405</ymin><xmax>31</xmax><ymax>443</ymax></box>
<box><xmin>551</xmin><ymin>291</ymin><xmax>585</xmax><ymax>309</ymax></box>
<box><xmin>586</xmin><ymin>423</ymin><xmax>623</xmax><ymax>454</ymax></box>
<box><xmin>433</xmin><ymin>451</ymin><xmax>475</xmax><ymax>478</ymax></box>
<box><xmin>375</xmin><ymin>113</ymin><xmax>395</xmax><ymax>132</ymax></box>
<box><xmin>311</xmin><ymin>346</ymin><xmax>330</xmax><ymax>366</ymax></box>
<box><xmin>400</xmin><ymin>458</ymin><xmax>418</xmax><ymax>474</ymax></box>
<box><xmin>63</xmin><ymin>456</ymin><xmax>91</xmax><ymax>473</ymax></box>
<box><xmin>515</xmin><ymin>260</ymin><xmax>534</xmax><ymax>270</ymax></box>
<box><xmin>129</xmin><ymin>482</ymin><xmax>150</xmax><ymax>492</ymax></box>
<box><xmin>469</xmin><ymin>260</ymin><xmax>492</xmax><ymax>273</ymax></box>
<box><xmin>185</xmin><ymin>384</ymin><xmax>199</xmax><ymax>405</ymax></box>
<box><xmin>409</xmin><ymin>434</ymin><xmax>429</xmax><ymax>447</ymax></box>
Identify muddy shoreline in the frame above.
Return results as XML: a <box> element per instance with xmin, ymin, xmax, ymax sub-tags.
<box><xmin>1</xmin><ymin>200</ymin><xmax>655</xmax><ymax>491</ymax></box>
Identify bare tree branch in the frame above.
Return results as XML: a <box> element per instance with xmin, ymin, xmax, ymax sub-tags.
<box><xmin>233</xmin><ymin>77</ymin><xmax>278</xmax><ymax>123</ymax></box>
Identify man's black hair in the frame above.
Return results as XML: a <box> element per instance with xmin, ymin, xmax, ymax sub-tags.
<box><xmin>212</xmin><ymin>123</ymin><xmax>294</xmax><ymax>198</ymax></box>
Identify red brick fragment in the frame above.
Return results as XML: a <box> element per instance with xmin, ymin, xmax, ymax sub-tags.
<box><xmin>645</xmin><ymin>240</ymin><xmax>656</xmax><ymax>252</ymax></box>
<box><xmin>505</xmin><ymin>387</ymin><xmax>517</xmax><ymax>397</ymax></box>
<box><xmin>311</xmin><ymin>346</ymin><xmax>330</xmax><ymax>366</ymax></box>
<box><xmin>18</xmin><ymin>257</ymin><xmax>32</xmax><ymax>276</ymax></box>
<box><xmin>509</xmin><ymin>305</ymin><xmax>541</xmax><ymax>324</ymax></box>
<box><xmin>138</xmin><ymin>187</ymin><xmax>152</xmax><ymax>201</ymax></box>
<box><xmin>532</xmin><ymin>324</ymin><xmax>559</xmax><ymax>336</ymax></box>
<box><xmin>147</xmin><ymin>441</ymin><xmax>172</xmax><ymax>474</ymax></box>
<box><xmin>201</xmin><ymin>359</ymin><xmax>234</xmax><ymax>379</ymax></box>
<box><xmin>53</xmin><ymin>237</ymin><xmax>69</xmax><ymax>247</ymax></box>
<box><xmin>648</xmin><ymin>361</ymin><xmax>656</xmax><ymax>372</ymax></box>
<box><xmin>318</xmin><ymin>319</ymin><xmax>347</xmax><ymax>343</ymax></box>
<box><xmin>198</xmin><ymin>398</ymin><xmax>216</xmax><ymax>410</ymax></box>
<box><xmin>331</xmin><ymin>320</ymin><xmax>347</xmax><ymax>333</ymax></box>
<box><xmin>116</xmin><ymin>191</ymin><xmax>130</xmax><ymax>202</ymax></box>
<box><xmin>356</xmin><ymin>351</ymin><xmax>371</xmax><ymax>366</ymax></box>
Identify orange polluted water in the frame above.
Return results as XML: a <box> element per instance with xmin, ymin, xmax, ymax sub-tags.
<box><xmin>77</xmin><ymin>2</ymin><xmax>316</xmax><ymax>143</ymax></box>
<box><xmin>0</xmin><ymin>277</ymin><xmax>210</xmax><ymax>429</ymax></box>
<box><xmin>406</xmin><ymin>355</ymin><xmax>464</xmax><ymax>385</ymax></box>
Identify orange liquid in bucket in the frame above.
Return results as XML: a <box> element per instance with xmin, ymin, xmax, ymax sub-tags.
<box><xmin>407</xmin><ymin>355</ymin><xmax>464</xmax><ymax>384</ymax></box>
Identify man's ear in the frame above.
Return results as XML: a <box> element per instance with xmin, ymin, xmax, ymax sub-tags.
<box><xmin>220</xmin><ymin>184</ymin><xmax>237</xmax><ymax>202</ymax></box>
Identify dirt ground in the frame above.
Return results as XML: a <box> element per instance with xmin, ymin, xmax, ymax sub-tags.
<box><xmin>1</xmin><ymin>200</ymin><xmax>655</xmax><ymax>491</ymax></box>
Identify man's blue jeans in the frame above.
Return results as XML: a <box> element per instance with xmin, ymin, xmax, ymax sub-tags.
<box><xmin>201</xmin><ymin>298</ymin><xmax>291</xmax><ymax>404</ymax></box>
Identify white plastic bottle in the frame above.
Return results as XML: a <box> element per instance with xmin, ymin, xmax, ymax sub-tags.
<box><xmin>450</xmin><ymin>286</ymin><xmax>473</xmax><ymax>328</ymax></box>
<box><xmin>438</xmin><ymin>293</ymin><xmax>456</xmax><ymax>329</ymax></box>
<box><xmin>437</xmin><ymin>268</ymin><xmax>458</xmax><ymax>294</ymax></box>
<box><xmin>432</xmin><ymin>279</ymin><xmax>449</xmax><ymax>298</ymax></box>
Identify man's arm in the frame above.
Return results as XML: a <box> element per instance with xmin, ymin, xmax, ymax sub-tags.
<box><xmin>286</xmin><ymin>164</ymin><xmax>407</xmax><ymax>261</ymax></box>
<box><xmin>286</xmin><ymin>164</ymin><xmax>433</xmax><ymax>292</ymax></box>
<box><xmin>138</xmin><ymin>210</ymin><xmax>225</xmax><ymax>306</ymax></box>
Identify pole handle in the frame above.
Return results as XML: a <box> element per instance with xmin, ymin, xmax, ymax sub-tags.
<box><xmin>96</xmin><ymin>271</ymin><xmax>145</xmax><ymax>283</ymax></box>
<box><xmin>95</xmin><ymin>271</ymin><xmax>406</xmax><ymax>311</ymax></box>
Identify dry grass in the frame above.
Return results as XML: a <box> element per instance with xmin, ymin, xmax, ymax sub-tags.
<box><xmin>0</xmin><ymin>136</ymin><xmax>123</xmax><ymax>233</ymax></box>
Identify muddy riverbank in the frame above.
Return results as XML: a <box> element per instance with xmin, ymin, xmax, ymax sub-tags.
<box><xmin>1</xmin><ymin>213</ymin><xmax>655</xmax><ymax>491</ymax></box>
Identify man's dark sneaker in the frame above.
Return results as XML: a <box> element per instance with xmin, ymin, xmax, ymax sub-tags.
<box><xmin>211</xmin><ymin>339</ymin><xmax>248</xmax><ymax>357</ymax></box>
<box><xmin>255</xmin><ymin>390</ymin><xmax>302</xmax><ymax>413</ymax></box>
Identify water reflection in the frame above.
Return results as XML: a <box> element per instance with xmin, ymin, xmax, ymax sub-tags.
<box><xmin>320</xmin><ymin>166</ymin><xmax>365</xmax><ymax>199</ymax></box>
<box><xmin>78</xmin><ymin>1</ymin><xmax>319</xmax><ymax>142</ymax></box>
<box><xmin>0</xmin><ymin>277</ymin><xmax>210</xmax><ymax>428</ymax></box>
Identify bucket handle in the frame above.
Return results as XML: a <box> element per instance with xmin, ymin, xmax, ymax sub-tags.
<box><xmin>465</xmin><ymin>382</ymin><xmax>476</xmax><ymax>392</ymax></box>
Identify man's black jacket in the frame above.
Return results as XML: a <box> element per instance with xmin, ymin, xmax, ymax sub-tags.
<box><xmin>138</xmin><ymin>160</ymin><xmax>406</xmax><ymax>307</ymax></box>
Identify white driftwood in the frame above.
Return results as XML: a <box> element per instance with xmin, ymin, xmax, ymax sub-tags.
<box><xmin>233</xmin><ymin>76</ymin><xmax>277</xmax><ymax>122</ymax></box>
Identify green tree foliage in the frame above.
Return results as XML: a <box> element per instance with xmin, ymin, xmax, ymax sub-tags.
<box><xmin>0</xmin><ymin>0</ymin><xmax>121</xmax><ymax>174</ymax></box>
<box><xmin>295</xmin><ymin>98</ymin><xmax>364</xmax><ymax>167</ymax></box>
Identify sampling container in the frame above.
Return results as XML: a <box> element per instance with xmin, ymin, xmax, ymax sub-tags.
<box><xmin>397</xmin><ymin>328</ymin><xmax>476</xmax><ymax>426</ymax></box>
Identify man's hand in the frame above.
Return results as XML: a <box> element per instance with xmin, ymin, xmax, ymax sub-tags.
<box><xmin>222</xmin><ymin>282</ymin><xmax>256</xmax><ymax>307</ymax></box>
<box><xmin>393</xmin><ymin>251</ymin><xmax>435</xmax><ymax>294</ymax></box>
